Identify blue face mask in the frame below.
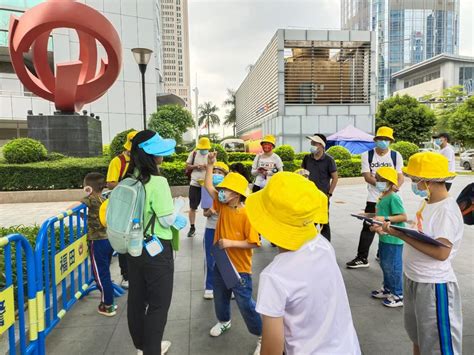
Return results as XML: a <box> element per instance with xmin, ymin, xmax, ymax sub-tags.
<box><xmin>375</xmin><ymin>140</ymin><xmax>390</xmax><ymax>150</ymax></box>
<box><xmin>310</xmin><ymin>146</ymin><xmax>319</xmax><ymax>154</ymax></box>
<box><xmin>212</xmin><ymin>174</ymin><xmax>224</xmax><ymax>186</ymax></box>
<box><xmin>375</xmin><ymin>181</ymin><xmax>389</xmax><ymax>193</ymax></box>
<box><xmin>199</xmin><ymin>149</ymin><xmax>209</xmax><ymax>155</ymax></box>
<box><xmin>434</xmin><ymin>139</ymin><xmax>441</xmax><ymax>146</ymax></box>
<box><xmin>411</xmin><ymin>182</ymin><xmax>428</xmax><ymax>198</ymax></box>
<box><xmin>218</xmin><ymin>189</ymin><xmax>227</xmax><ymax>203</ymax></box>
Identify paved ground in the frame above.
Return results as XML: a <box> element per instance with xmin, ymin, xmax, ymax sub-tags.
<box><xmin>1</xmin><ymin>176</ymin><xmax>473</xmax><ymax>354</ymax></box>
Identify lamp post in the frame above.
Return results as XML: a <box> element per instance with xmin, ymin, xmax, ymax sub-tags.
<box><xmin>131</xmin><ymin>48</ymin><xmax>153</xmax><ymax>129</ymax></box>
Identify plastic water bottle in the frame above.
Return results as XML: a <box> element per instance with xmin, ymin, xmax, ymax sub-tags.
<box><xmin>128</xmin><ymin>218</ymin><xmax>143</xmax><ymax>257</ymax></box>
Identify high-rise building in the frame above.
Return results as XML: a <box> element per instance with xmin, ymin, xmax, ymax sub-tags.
<box><xmin>0</xmin><ymin>0</ymin><xmax>165</xmax><ymax>144</ymax></box>
<box><xmin>161</xmin><ymin>0</ymin><xmax>191</xmax><ymax>109</ymax></box>
<box><xmin>341</xmin><ymin>0</ymin><xmax>460</xmax><ymax>100</ymax></box>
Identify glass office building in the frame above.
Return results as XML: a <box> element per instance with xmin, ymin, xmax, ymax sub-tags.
<box><xmin>342</xmin><ymin>0</ymin><xmax>460</xmax><ymax>100</ymax></box>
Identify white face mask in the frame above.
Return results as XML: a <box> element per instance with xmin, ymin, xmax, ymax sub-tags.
<box><xmin>310</xmin><ymin>146</ymin><xmax>319</xmax><ymax>154</ymax></box>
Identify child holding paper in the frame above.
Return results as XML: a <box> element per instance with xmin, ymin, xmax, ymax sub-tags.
<box><xmin>204</xmin><ymin>152</ymin><xmax>262</xmax><ymax>355</ymax></box>
<box><xmin>382</xmin><ymin>152</ymin><xmax>463</xmax><ymax>355</ymax></box>
<box><xmin>370</xmin><ymin>167</ymin><xmax>407</xmax><ymax>308</ymax></box>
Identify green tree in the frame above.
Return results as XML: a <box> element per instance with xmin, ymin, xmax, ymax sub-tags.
<box><xmin>376</xmin><ymin>94</ymin><xmax>436</xmax><ymax>144</ymax></box>
<box><xmin>223</xmin><ymin>89</ymin><xmax>237</xmax><ymax>137</ymax></box>
<box><xmin>448</xmin><ymin>96</ymin><xmax>474</xmax><ymax>147</ymax></box>
<box><xmin>434</xmin><ymin>85</ymin><xmax>465</xmax><ymax>134</ymax></box>
<box><xmin>198</xmin><ymin>101</ymin><xmax>220</xmax><ymax>137</ymax></box>
<box><xmin>148</xmin><ymin>104</ymin><xmax>194</xmax><ymax>145</ymax></box>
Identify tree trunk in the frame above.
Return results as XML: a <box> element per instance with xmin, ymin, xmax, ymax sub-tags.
<box><xmin>233</xmin><ymin>123</ymin><xmax>236</xmax><ymax>137</ymax></box>
<box><xmin>207</xmin><ymin>118</ymin><xmax>211</xmax><ymax>137</ymax></box>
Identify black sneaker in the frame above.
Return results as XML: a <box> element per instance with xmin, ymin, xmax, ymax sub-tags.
<box><xmin>187</xmin><ymin>227</ymin><xmax>196</xmax><ymax>238</ymax></box>
<box><xmin>346</xmin><ymin>257</ymin><xmax>369</xmax><ymax>269</ymax></box>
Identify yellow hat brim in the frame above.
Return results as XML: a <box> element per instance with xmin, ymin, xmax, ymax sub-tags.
<box><xmin>216</xmin><ymin>180</ymin><xmax>248</xmax><ymax>196</ymax></box>
<box><xmin>196</xmin><ymin>143</ymin><xmax>211</xmax><ymax>150</ymax></box>
<box><xmin>402</xmin><ymin>167</ymin><xmax>457</xmax><ymax>181</ymax></box>
<box><xmin>246</xmin><ymin>191</ymin><xmax>318</xmax><ymax>250</ymax></box>
<box><xmin>123</xmin><ymin>141</ymin><xmax>132</xmax><ymax>151</ymax></box>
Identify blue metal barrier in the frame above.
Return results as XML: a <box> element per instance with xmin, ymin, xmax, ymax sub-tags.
<box><xmin>0</xmin><ymin>234</ymin><xmax>39</xmax><ymax>355</ymax></box>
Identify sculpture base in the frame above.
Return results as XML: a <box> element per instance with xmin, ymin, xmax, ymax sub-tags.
<box><xmin>27</xmin><ymin>113</ymin><xmax>102</xmax><ymax>157</ymax></box>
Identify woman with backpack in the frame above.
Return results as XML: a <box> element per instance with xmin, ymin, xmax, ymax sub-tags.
<box><xmin>126</xmin><ymin>130</ymin><xmax>187</xmax><ymax>355</ymax></box>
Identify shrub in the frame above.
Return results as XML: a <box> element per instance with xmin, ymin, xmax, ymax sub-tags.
<box><xmin>390</xmin><ymin>141</ymin><xmax>419</xmax><ymax>162</ymax></box>
<box><xmin>160</xmin><ymin>161</ymin><xmax>188</xmax><ymax>186</ymax></box>
<box><xmin>211</xmin><ymin>143</ymin><xmax>228</xmax><ymax>163</ymax></box>
<box><xmin>295</xmin><ymin>152</ymin><xmax>309</xmax><ymax>160</ymax></box>
<box><xmin>335</xmin><ymin>159</ymin><xmax>361</xmax><ymax>177</ymax></box>
<box><xmin>46</xmin><ymin>152</ymin><xmax>66</xmax><ymax>161</ymax></box>
<box><xmin>175</xmin><ymin>145</ymin><xmax>187</xmax><ymax>154</ymax></box>
<box><xmin>227</xmin><ymin>152</ymin><xmax>256</xmax><ymax>162</ymax></box>
<box><xmin>3</xmin><ymin>138</ymin><xmax>48</xmax><ymax>164</ymax></box>
<box><xmin>326</xmin><ymin>146</ymin><xmax>351</xmax><ymax>161</ymax></box>
<box><xmin>109</xmin><ymin>128</ymin><xmax>136</xmax><ymax>158</ymax></box>
<box><xmin>274</xmin><ymin>145</ymin><xmax>295</xmax><ymax>161</ymax></box>
<box><xmin>102</xmin><ymin>144</ymin><xmax>110</xmax><ymax>156</ymax></box>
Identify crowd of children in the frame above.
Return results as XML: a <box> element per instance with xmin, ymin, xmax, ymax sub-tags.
<box><xmin>78</xmin><ymin>129</ymin><xmax>465</xmax><ymax>355</ymax></box>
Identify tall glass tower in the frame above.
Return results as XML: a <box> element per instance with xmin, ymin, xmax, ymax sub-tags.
<box><xmin>341</xmin><ymin>0</ymin><xmax>460</xmax><ymax>100</ymax></box>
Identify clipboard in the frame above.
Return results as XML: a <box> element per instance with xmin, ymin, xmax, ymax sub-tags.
<box><xmin>350</xmin><ymin>214</ymin><xmax>450</xmax><ymax>248</ymax></box>
<box><xmin>211</xmin><ymin>244</ymin><xmax>242</xmax><ymax>289</ymax></box>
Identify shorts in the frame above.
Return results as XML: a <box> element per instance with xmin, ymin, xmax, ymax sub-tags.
<box><xmin>189</xmin><ymin>185</ymin><xmax>202</xmax><ymax>210</ymax></box>
<box><xmin>404</xmin><ymin>276</ymin><xmax>462</xmax><ymax>355</ymax></box>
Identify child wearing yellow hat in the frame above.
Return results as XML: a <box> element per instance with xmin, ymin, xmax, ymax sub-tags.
<box><xmin>246</xmin><ymin>172</ymin><xmax>361</xmax><ymax>355</ymax></box>
<box><xmin>251</xmin><ymin>135</ymin><xmax>283</xmax><ymax>192</ymax></box>
<box><xmin>369</xmin><ymin>167</ymin><xmax>407</xmax><ymax>308</ymax></box>
<box><xmin>201</xmin><ymin>162</ymin><xmax>229</xmax><ymax>300</ymax></box>
<box><xmin>382</xmin><ymin>152</ymin><xmax>462</xmax><ymax>355</ymax></box>
<box><xmin>204</xmin><ymin>153</ymin><xmax>262</xmax><ymax>355</ymax></box>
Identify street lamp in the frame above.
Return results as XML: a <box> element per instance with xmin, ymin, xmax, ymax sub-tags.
<box><xmin>131</xmin><ymin>48</ymin><xmax>153</xmax><ymax>129</ymax></box>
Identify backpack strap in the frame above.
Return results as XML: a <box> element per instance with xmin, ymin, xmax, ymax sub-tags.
<box><xmin>144</xmin><ymin>211</ymin><xmax>156</xmax><ymax>236</ymax></box>
<box><xmin>390</xmin><ymin>150</ymin><xmax>397</xmax><ymax>169</ymax></box>
<box><xmin>118</xmin><ymin>154</ymin><xmax>127</xmax><ymax>180</ymax></box>
<box><xmin>192</xmin><ymin>151</ymin><xmax>197</xmax><ymax>165</ymax></box>
<box><xmin>368</xmin><ymin>149</ymin><xmax>374</xmax><ymax>173</ymax></box>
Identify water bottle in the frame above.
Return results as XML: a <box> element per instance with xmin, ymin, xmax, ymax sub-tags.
<box><xmin>128</xmin><ymin>218</ymin><xmax>143</xmax><ymax>257</ymax></box>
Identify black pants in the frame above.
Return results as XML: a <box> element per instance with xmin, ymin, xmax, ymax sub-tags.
<box><xmin>127</xmin><ymin>240</ymin><xmax>174</xmax><ymax>355</ymax></box>
<box><xmin>252</xmin><ymin>184</ymin><xmax>261</xmax><ymax>193</ymax></box>
<box><xmin>119</xmin><ymin>253</ymin><xmax>128</xmax><ymax>280</ymax></box>
<box><xmin>320</xmin><ymin>199</ymin><xmax>331</xmax><ymax>242</ymax></box>
<box><xmin>356</xmin><ymin>201</ymin><xmax>377</xmax><ymax>259</ymax></box>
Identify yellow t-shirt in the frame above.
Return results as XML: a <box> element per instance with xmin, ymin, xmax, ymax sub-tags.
<box><xmin>213</xmin><ymin>200</ymin><xmax>260</xmax><ymax>274</ymax></box>
<box><xmin>106</xmin><ymin>154</ymin><xmax>130</xmax><ymax>183</ymax></box>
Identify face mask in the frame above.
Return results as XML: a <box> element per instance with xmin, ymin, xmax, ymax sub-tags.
<box><xmin>375</xmin><ymin>181</ymin><xmax>389</xmax><ymax>193</ymax></box>
<box><xmin>434</xmin><ymin>139</ymin><xmax>441</xmax><ymax>146</ymax></box>
<box><xmin>310</xmin><ymin>146</ymin><xmax>319</xmax><ymax>154</ymax></box>
<box><xmin>212</xmin><ymin>174</ymin><xmax>224</xmax><ymax>186</ymax></box>
<box><xmin>375</xmin><ymin>140</ymin><xmax>390</xmax><ymax>150</ymax></box>
<box><xmin>218</xmin><ymin>189</ymin><xmax>227</xmax><ymax>203</ymax></box>
<box><xmin>411</xmin><ymin>182</ymin><xmax>428</xmax><ymax>198</ymax></box>
<box><xmin>199</xmin><ymin>150</ymin><xmax>209</xmax><ymax>155</ymax></box>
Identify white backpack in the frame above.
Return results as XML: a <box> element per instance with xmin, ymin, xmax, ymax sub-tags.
<box><xmin>106</xmin><ymin>178</ymin><xmax>146</xmax><ymax>253</ymax></box>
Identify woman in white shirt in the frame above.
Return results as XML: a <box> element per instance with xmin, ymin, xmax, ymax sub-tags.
<box><xmin>251</xmin><ymin>135</ymin><xmax>283</xmax><ymax>192</ymax></box>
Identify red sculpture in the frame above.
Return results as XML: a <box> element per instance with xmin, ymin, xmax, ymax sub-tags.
<box><xmin>9</xmin><ymin>0</ymin><xmax>122</xmax><ymax>112</ymax></box>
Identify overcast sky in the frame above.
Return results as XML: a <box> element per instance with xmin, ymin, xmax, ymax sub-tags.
<box><xmin>188</xmin><ymin>0</ymin><xmax>474</xmax><ymax>136</ymax></box>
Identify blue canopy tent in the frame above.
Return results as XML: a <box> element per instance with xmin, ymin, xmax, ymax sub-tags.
<box><xmin>326</xmin><ymin>125</ymin><xmax>375</xmax><ymax>154</ymax></box>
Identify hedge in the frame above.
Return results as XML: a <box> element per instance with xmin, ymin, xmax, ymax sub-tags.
<box><xmin>3</xmin><ymin>138</ymin><xmax>48</xmax><ymax>164</ymax></box>
<box><xmin>326</xmin><ymin>146</ymin><xmax>351</xmax><ymax>160</ymax></box>
<box><xmin>0</xmin><ymin>157</ymin><xmax>363</xmax><ymax>191</ymax></box>
<box><xmin>227</xmin><ymin>152</ymin><xmax>256</xmax><ymax>162</ymax></box>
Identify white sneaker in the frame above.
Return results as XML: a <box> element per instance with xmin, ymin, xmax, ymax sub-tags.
<box><xmin>253</xmin><ymin>337</ymin><xmax>262</xmax><ymax>355</ymax></box>
<box><xmin>209</xmin><ymin>320</ymin><xmax>231</xmax><ymax>337</ymax></box>
<box><xmin>120</xmin><ymin>278</ymin><xmax>129</xmax><ymax>289</ymax></box>
<box><xmin>231</xmin><ymin>292</ymin><xmax>235</xmax><ymax>300</ymax></box>
<box><xmin>383</xmin><ymin>294</ymin><xmax>404</xmax><ymax>308</ymax></box>
<box><xmin>137</xmin><ymin>350</ymin><xmax>143</xmax><ymax>355</ymax></box>
<box><xmin>203</xmin><ymin>290</ymin><xmax>214</xmax><ymax>300</ymax></box>
<box><xmin>161</xmin><ymin>340</ymin><xmax>171</xmax><ymax>354</ymax></box>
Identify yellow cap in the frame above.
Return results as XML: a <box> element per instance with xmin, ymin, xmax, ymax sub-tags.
<box><xmin>99</xmin><ymin>199</ymin><xmax>109</xmax><ymax>227</ymax></box>
<box><xmin>375</xmin><ymin>126</ymin><xmax>394</xmax><ymax>141</ymax></box>
<box><xmin>214</xmin><ymin>161</ymin><xmax>229</xmax><ymax>174</ymax></box>
<box><xmin>376</xmin><ymin>167</ymin><xmax>398</xmax><ymax>186</ymax></box>
<box><xmin>403</xmin><ymin>152</ymin><xmax>456</xmax><ymax>181</ymax></box>
<box><xmin>123</xmin><ymin>131</ymin><xmax>138</xmax><ymax>151</ymax></box>
<box><xmin>246</xmin><ymin>172</ymin><xmax>328</xmax><ymax>251</ymax></box>
<box><xmin>216</xmin><ymin>172</ymin><xmax>249</xmax><ymax>197</ymax></box>
<box><xmin>261</xmin><ymin>135</ymin><xmax>276</xmax><ymax>147</ymax></box>
<box><xmin>196</xmin><ymin>137</ymin><xmax>211</xmax><ymax>150</ymax></box>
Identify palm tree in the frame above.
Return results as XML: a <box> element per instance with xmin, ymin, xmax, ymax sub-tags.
<box><xmin>223</xmin><ymin>89</ymin><xmax>237</xmax><ymax>137</ymax></box>
<box><xmin>198</xmin><ymin>102</ymin><xmax>220</xmax><ymax>137</ymax></box>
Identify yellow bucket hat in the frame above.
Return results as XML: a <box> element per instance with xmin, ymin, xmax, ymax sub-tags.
<box><xmin>196</xmin><ymin>137</ymin><xmax>211</xmax><ymax>150</ymax></box>
<box><xmin>375</xmin><ymin>126</ymin><xmax>394</xmax><ymax>141</ymax></box>
<box><xmin>261</xmin><ymin>135</ymin><xmax>276</xmax><ymax>147</ymax></box>
<box><xmin>214</xmin><ymin>161</ymin><xmax>229</xmax><ymax>174</ymax></box>
<box><xmin>376</xmin><ymin>167</ymin><xmax>398</xmax><ymax>186</ymax></box>
<box><xmin>246</xmin><ymin>172</ymin><xmax>328</xmax><ymax>251</ymax></box>
<box><xmin>403</xmin><ymin>152</ymin><xmax>456</xmax><ymax>181</ymax></box>
<box><xmin>123</xmin><ymin>130</ymin><xmax>138</xmax><ymax>151</ymax></box>
<box><xmin>216</xmin><ymin>172</ymin><xmax>249</xmax><ymax>196</ymax></box>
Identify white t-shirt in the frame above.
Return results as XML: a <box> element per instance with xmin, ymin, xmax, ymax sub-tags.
<box><xmin>361</xmin><ymin>149</ymin><xmax>403</xmax><ymax>202</ymax></box>
<box><xmin>205</xmin><ymin>213</ymin><xmax>218</xmax><ymax>229</ymax></box>
<box><xmin>186</xmin><ymin>151</ymin><xmax>209</xmax><ymax>187</ymax></box>
<box><xmin>256</xmin><ymin>236</ymin><xmax>361</xmax><ymax>355</ymax></box>
<box><xmin>439</xmin><ymin>144</ymin><xmax>456</xmax><ymax>173</ymax></box>
<box><xmin>404</xmin><ymin>197</ymin><xmax>464</xmax><ymax>283</ymax></box>
<box><xmin>251</xmin><ymin>153</ymin><xmax>283</xmax><ymax>188</ymax></box>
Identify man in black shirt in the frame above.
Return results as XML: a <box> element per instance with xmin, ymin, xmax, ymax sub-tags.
<box><xmin>302</xmin><ymin>134</ymin><xmax>339</xmax><ymax>241</ymax></box>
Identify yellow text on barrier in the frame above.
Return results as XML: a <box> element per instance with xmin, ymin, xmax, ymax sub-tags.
<box><xmin>54</xmin><ymin>235</ymin><xmax>89</xmax><ymax>285</ymax></box>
